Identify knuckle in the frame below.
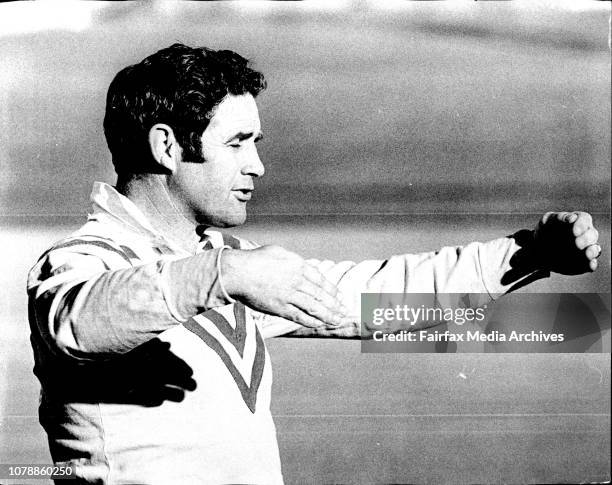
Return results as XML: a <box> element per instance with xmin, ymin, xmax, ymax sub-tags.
<box><xmin>302</xmin><ymin>260</ymin><xmax>314</xmax><ymax>271</ymax></box>
<box><xmin>308</xmin><ymin>264</ymin><xmax>322</xmax><ymax>276</ymax></box>
<box><xmin>308</xmin><ymin>299</ymin><xmax>324</xmax><ymax>316</ymax></box>
<box><xmin>315</xmin><ymin>288</ymin><xmax>326</xmax><ymax>303</ymax></box>
<box><xmin>579</xmin><ymin>216</ymin><xmax>592</xmax><ymax>230</ymax></box>
<box><xmin>583</xmin><ymin>230</ymin><xmax>596</xmax><ymax>245</ymax></box>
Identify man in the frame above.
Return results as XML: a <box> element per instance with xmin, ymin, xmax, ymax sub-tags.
<box><xmin>27</xmin><ymin>44</ymin><xmax>601</xmax><ymax>484</ymax></box>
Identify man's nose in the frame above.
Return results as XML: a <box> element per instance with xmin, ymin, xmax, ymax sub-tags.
<box><xmin>242</xmin><ymin>145</ymin><xmax>265</xmax><ymax>178</ymax></box>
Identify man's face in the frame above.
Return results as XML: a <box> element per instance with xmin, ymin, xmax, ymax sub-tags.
<box><xmin>170</xmin><ymin>93</ymin><xmax>265</xmax><ymax>227</ymax></box>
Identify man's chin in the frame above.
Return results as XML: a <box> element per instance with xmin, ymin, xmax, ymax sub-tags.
<box><xmin>195</xmin><ymin>212</ymin><xmax>247</xmax><ymax>228</ymax></box>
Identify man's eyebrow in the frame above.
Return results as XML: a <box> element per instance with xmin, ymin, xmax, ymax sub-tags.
<box><xmin>225</xmin><ymin>131</ymin><xmax>264</xmax><ymax>143</ymax></box>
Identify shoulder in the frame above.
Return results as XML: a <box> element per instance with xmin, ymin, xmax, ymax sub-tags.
<box><xmin>50</xmin><ymin>219</ymin><xmax>139</xmax><ymax>264</ymax></box>
<box><xmin>27</xmin><ymin>220</ymin><xmax>140</xmax><ymax>292</ymax></box>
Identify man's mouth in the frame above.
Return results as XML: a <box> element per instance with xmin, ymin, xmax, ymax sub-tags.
<box><xmin>232</xmin><ymin>188</ymin><xmax>253</xmax><ymax>201</ymax></box>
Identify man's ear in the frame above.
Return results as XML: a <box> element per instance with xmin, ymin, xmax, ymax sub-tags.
<box><xmin>149</xmin><ymin>123</ymin><xmax>179</xmax><ymax>173</ymax></box>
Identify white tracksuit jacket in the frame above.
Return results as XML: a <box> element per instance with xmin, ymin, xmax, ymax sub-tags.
<box><xmin>27</xmin><ymin>182</ymin><xmax>534</xmax><ymax>484</ymax></box>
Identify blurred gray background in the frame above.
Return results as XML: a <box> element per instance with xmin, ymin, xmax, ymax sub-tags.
<box><xmin>0</xmin><ymin>0</ymin><xmax>610</xmax><ymax>216</ymax></box>
<box><xmin>0</xmin><ymin>2</ymin><xmax>610</xmax><ymax>484</ymax></box>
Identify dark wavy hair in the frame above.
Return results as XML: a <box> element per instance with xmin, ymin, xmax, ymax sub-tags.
<box><xmin>103</xmin><ymin>43</ymin><xmax>266</xmax><ymax>175</ymax></box>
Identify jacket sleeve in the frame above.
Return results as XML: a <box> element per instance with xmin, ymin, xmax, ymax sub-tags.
<box><xmin>27</xmin><ymin>238</ymin><xmax>232</xmax><ymax>360</ymax></box>
<box><xmin>259</xmin><ymin>235</ymin><xmax>548</xmax><ymax>339</ymax></box>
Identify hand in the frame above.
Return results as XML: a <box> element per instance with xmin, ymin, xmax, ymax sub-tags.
<box><xmin>220</xmin><ymin>245</ymin><xmax>347</xmax><ymax>328</ymax></box>
<box><xmin>534</xmin><ymin>211</ymin><xmax>601</xmax><ymax>275</ymax></box>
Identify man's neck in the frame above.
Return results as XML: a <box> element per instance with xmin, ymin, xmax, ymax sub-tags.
<box><xmin>117</xmin><ymin>174</ymin><xmax>200</xmax><ymax>253</ymax></box>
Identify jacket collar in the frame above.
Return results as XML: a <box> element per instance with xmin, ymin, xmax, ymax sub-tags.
<box><xmin>88</xmin><ymin>182</ymin><xmax>222</xmax><ymax>254</ymax></box>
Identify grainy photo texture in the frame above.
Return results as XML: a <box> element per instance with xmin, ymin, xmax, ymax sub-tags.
<box><xmin>0</xmin><ymin>2</ymin><xmax>610</xmax><ymax>484</ymax></box>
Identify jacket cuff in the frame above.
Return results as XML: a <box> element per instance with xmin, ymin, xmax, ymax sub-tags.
<box><xmin>157</xmin><ymin>248</ymin><xmax>235</xmax><ymax>321</ymax></box>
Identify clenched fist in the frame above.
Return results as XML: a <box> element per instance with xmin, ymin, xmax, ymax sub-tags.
<box><xmin>220</xmin><ymin>245</ymin><xmax>348</xmax><ymax>328</ymax></box>
<box><xmin>534</xmin><ymin>211</ymin><xmax>601</xmax><ymax>275</ymax></box>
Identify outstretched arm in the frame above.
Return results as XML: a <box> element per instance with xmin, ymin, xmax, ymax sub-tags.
<box><xmin>28</xmin><ymin>241</ymin><xmax>346</xmax><ymax>360</ymax></box>
<box><xmin>258</xmin><ymin>211</ymin><xmax>601</xmax><ymax>338</ymax></box>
